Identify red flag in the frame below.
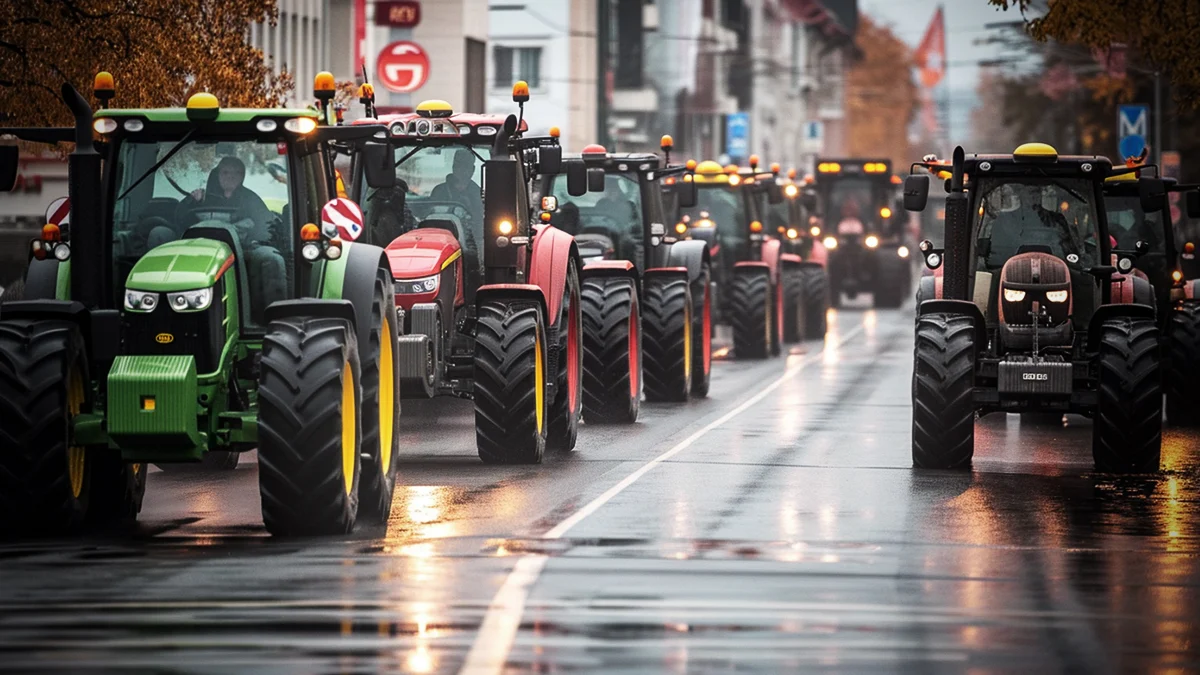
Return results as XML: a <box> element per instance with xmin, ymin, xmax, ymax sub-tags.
<box><xmin>914</xmin><ymin>7</ymin><xmax>946</xmax><ymax>89</ymax></box>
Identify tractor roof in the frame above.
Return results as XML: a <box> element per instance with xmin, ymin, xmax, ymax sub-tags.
<box><xmin>96</xmin><ymin>108</ymin><xmax>318</xmax><ymax>123</ymax></box>
<box><xmin>354</xmin><ymin>110</ymin><xmax>528</xmax><ymax>143</ymax></box>
<box><xmin>562</xmin><ymin>152</ymin><xmax>662</xmax><ymax>171</ymax></box>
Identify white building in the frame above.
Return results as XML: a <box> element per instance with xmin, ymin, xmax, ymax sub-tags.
<box><xmin>486</xmin><ymin>0</ymin><xmax>597</xmax><ymax>152</ymax></box>
<box><xmin>250</xmin><ymin>0</ymin><xmax>333</xmax><ymax>108</ymax></box>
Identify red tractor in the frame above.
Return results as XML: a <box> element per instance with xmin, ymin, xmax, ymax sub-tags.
<box><xmin>537</xmin><ymin>137</ymin><xmax>711</xmax><ymax>423</ymax></box>
<box><xmin>763</xmin><ymin>166</ymin><xmax>830</xmax><ymax>339</ymax></box>
<box><xmin>348</xmin><ymin>84</ymin><xmax>583</xmax><ymax>464</ymax></box>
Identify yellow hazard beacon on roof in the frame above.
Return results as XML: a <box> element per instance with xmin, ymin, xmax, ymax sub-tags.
<box><xmin>692</xmin><ymin>160</ymin><xmax>729</xmax><ymax>184</ymax></box>
<box><xmin>186</xmin><ymin>92</ymin><xmax>220</xmax><ymax>121</ymax></box>
<box><xmin>415</xmin><ymin>100</ymin><xmax>454</xmax><ymax>118</ymax></box>
<box><xmin>1013</xmin><ymin>142</ymin><xmax>1058</xmax><ymax>160</ymax></box>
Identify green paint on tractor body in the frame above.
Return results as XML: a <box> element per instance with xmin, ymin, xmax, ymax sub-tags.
<box><xmin>107</xmin><ymin>355</ymin><xmax>205</xmax><ymax>460</ymax></box>
<box><xmin>125</xmin><ymin>239</ymin><xmax>232</xmax><ymax>292</ymax></box>
<box><xmin>96</xmin><ymin>108</ymin><xmax>319</xmax><ymax>123</ymax></box>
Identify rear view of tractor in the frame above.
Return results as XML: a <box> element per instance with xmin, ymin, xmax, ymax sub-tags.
<box><xmin>540</xmin><ymin>136</ymin><xmax>712</xmax><ymax>422</ymax></box>
<box><xmin>0</xmin><ymin>74</ymin><xmax>401</xmax><ymax>537</ymax></box>
<box><xmin>906</xmin><ymin>143</ymin><xmax>1166</xmax><ymax>473</ymax></box>
<box><xmin>350</xmin><ymin>83</ymin><xmax>582</xmax><ymax>464</ymax></box>
<box><xmin>770</xmin><ymin>168</ymin><xmax>830</xmax><ymax>339</ymax></box>
<box><xmin>813</xmin><ymin>158</ymin><xmax>911</xmax><ymax>308</ymax></box>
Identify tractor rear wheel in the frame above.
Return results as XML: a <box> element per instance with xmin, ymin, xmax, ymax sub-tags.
<box><xmin>642</xmin><ymin>274</ymin><xmax>693</xmax><ymax>402</ymax></box>
<box><xmin>258</xmin><ymin>316</ymin><xmax>361</xmax><ymax>536</ymax></box>
<box><xmin>548</xmin><ymin>262</ymin><xmax>583</xmax><ymax>451</ymax></box>
<box><xmin>800</xmin><ymin>267</ymin><xmax>828</xmax><ymax>339</ymax></box>
<box><xmin>0</xmin><ymin>320</ymin><xmax>92</xmax><ymax>535</ymax></box>
<box><xmin>730</xmin><ymin>270</ymin><xmax>771</xmax><ymax>359</ymax></box>
<box><xmin>912</xmin><ymin>313</ymin><xmax>976</xmax><ymax>469</ymax></box>
<box><xmin>1165</xmin><ymin>303</ymin><xmax>1200</xmax><ymax>426</ymax></box>
<box><xmin>581</xmin><ymin>276</ymin><xmax>640</xmax><ymax>424</ymax></box>
<box><xmin>475</xmin><ymin>301</ymin><xmax>548</xmax><ymax>464</ymax></box>
<box><xmin>782</xmin><ymin>268</ymin><xmax>806</xmax><ymax>343</ymax></box>
<box><xmin>1093</xmin><ymin>317</ymin><xmax>1162</xmax><ymax>473</ymax></box>
<box><xmin>359</xmin><ymin>273</ymin><xmax>402</xmax><ymax>524</ymax></box>
<box><xmin>690</xmin><ymin>265</ymin><xmax>712</xmax><ymax>398</ymax></box>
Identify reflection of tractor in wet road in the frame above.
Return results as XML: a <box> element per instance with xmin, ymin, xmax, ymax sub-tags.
<box><xmin>813</xmin><ymin>158</ymin><xmax>911</xmax><ymax>308</ymax></box>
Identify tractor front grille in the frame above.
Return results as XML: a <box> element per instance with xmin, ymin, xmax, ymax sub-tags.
<box><xmin>121</xmin><ymin>279</ymin><xmax>227</xmax><ymax>374</ymax></box>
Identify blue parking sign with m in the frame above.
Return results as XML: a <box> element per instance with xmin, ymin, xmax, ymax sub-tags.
<box><xmin>1117</xmin><ymin>104</ymin><xmax>1149</xmax><ymax>162</ymax></box>
<box><xmin>725</xmin><ymin>113</ymin><xmax>749</xmax><ymax>161</ymax></box>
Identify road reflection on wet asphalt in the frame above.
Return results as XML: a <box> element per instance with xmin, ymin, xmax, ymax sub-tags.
<box><xmin>2</xmin><ymin>305</ymin><xmax>1198</xmax><ymax>673</ymax></box>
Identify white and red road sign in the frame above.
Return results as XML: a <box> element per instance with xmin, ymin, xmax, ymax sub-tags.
<box><xmin>377</xmin><ymin>41</ymin><xmax>430</xmax><ymax>93</ymax></box>
<box><xmin>321</xmin><ymin>198</ymin><xmax>364</xmax><ymax>242</ymax></box>
<box><xmin>45</xmin><ymin>197</ymin><xmax>70</xmax><ymax>226</ymax></box>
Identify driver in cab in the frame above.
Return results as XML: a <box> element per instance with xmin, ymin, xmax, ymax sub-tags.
<box><xmin>431</xmin><ymin>149</ymin><xmax>483</xmax><ymax>224</ymax></box>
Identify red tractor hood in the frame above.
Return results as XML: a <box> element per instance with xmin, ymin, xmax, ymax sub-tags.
<box><xmin>385</xmin><ymin>230</ymin><xmax>461</xmax><ymax>279</ymax></box>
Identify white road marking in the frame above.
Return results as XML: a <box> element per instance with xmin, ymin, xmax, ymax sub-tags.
<box><xmin>458</xmin><ymin>318</ymin><xmax>870</xmax><ymax>675</ymax></box>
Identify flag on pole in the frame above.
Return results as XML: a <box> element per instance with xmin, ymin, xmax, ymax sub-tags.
<box><xmin>913</xmin><ymin>7</ymin><xmax>946</xmax><ymax>136</ymax></box>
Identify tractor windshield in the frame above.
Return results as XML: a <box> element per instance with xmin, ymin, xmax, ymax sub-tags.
<box><xmin>548</xmin><ymin>173</ymin><xmax>643</xmax><ymax>261</ymax></box>
<box><xmin>360</xmin><ymin>143</ymin><xmax>489</xmax><ymax>268</ymax></box>
<box><xmin>973</xmin><ymin>177</ymin><xmax>1100</xmax><ymax>272</ymax></box>
<box><xmin>824</xmin><ymin>177</ymin><xmax>876</xmax><ymax>235</ymax></box>
<box><xmin>1104</xmin><ymin>194</ymin><xmax>1166</xmax><ymax>253</ymax></box>
<box><xmin>684</xmin><ymin>185</ymin><xmax>747</xmax><ymax>253</ymax></box>
<box><xmin>111</xmin><ymin>137</ymin><xmax>294</xmax><ymax>326</ymax></box>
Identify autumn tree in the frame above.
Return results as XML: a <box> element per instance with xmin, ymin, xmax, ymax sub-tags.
<box><xmin>0</xmin><ymin>0</ymin><xmax>292</xmax><ymax>127</ymax></box>
<box><xmin>987</xmin><ymin>0</ymin><xmax>1200</xmax><ymax>108</ymax></box>
<box><xmin>846</xmin><ymin>15</ymin><xmax>920</xmax><ymax>168</ymax></box>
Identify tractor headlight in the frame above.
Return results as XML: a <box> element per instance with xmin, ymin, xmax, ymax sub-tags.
<box><xmin>124</xmin><ymin>290</ymin><xmax>160</xmax><ymax>312</ymax></box>
<box><xmin>302</xmin><ymin>242</ymin><xmax>322</xmax><ymax>261</ymax></box>
<box><xmin>396</xmin><ymin>275</ymin><xmax>439</xmax><ymax>294</ymax></box>
<box><xmin>897</xmin><ymin>246</ymin><xmax>910</xmax><ymax>258</ymax></box>
<box><xmin>1003</xmin><ymin>288</ymin><xmax>1026</xmax><ymax>302</ymax></box>
<box><xmin>823</xmin><ymin>236</ymin><xmax>838</xmax><ymax>250</ymax></box>
<box><xmin>865</xmin><ymin>235</ymin><xmax>880</xmax><ymax>249</ymax></box>
<box><xmin>167</xmin><ymin>288</ymin><xmax>213</xmax><ymax>312</ymax></box>
<box><xmin>1045</xmin><ymin>290</ymin><xmax>1068</xmax><ymax>303</ymax></box>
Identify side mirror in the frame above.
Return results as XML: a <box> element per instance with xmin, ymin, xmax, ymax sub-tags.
<box><xmin>587</xmin><ymin>167</ymin><xmax>605</xmax><ymax>193</ymax></box>
<box><xmin>904</xmin><ymin>175</ymin><xmax>930</xmax><ymax>212</ymax></box>
<box><xmin>1138</xmin><ymin>177</ymin><xmax>1167</xmax><ymax>213</ymax></box>
<box><xmin>362</xmin><ymin>143</ymin><xmax>395</xmax><ymax>189</ymax></box>
<box><xmin>677</xmin><ymin>179</ymin><xmax>698</xmax><ymax>209</ymax></box>
<box><xmin>1187</xmin><ymin>190</ymin><xmax>1200</xmax><ymax>219</ymax></box>
<box><xmin>0</xmin><ymin>146</ymin><xmax>17</xmax><ymax>192</ymax></box>
<box><xmin>566</xmin><ymin>160</ymin><xmax>587</xmax><ymax>197</ymax></box>
<box><xmin>538</xmin><ymin>144</ymin><xmax>562</xmax><ymax>175</ymax></box>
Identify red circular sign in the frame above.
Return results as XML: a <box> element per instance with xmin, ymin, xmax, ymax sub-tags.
<box><xmin>321</xmin><ymin>198</ymin><xmax>364</xmax><ymax>242</ymax></box>
<box><xmin>377</xmin><ymin>41</ymin><xmax>429</xmax><ymax>93</ymax></box>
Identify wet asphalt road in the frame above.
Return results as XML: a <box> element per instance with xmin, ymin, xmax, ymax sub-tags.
<box><xmin>3</xmin><ymin>301</ymin><xmax>1200</xmax><ymax>674</ymax></box>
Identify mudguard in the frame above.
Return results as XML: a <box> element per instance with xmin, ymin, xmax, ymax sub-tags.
<box><xmin>0</xmin><ymin>299</ymin><xmax>120</xmax><ymax>367</ymax></box>
<box><xmin>1086</xmin><ymin>303</ymin><xmax>1157</xmax><ymax>350</ymax></box>
<box><xmin>22</xmin><ymin>257</ymin><xmax>63</xmax><ymax>300</ymax></box>
<box><xmin>918</xmin><ymin>298</ymin><xmax>987</xmax><ymax>348</ymax></box>
<box><xmin>264</xmin><ymin>298</ymin><xmax>357</xmax><ymax>331</ymax></box>
<box><xmin>476</xmin><ymin>283</ymin><xmax>549</xmax><ymax>320</ymax></box>
<box><xmin>322</xmin><ymin>240</ymin><xmax>392</xmax><ymax>356</ymax></box>
<box><xmin>1110</xmin><ymin>270</ymin><xmax>1154</xmax><ymax>306</ymax></box>
<box><xmin>760</xmin><ymin>238</ymin><xmax>782</xmax><ymax>284</ymax></box>
<box><xmin>581</xmin><ymin>260</ymin><xmax>640</xmax><ymax>292</ymax></box>
<box><xmin>529</xmin><ymin>225</ymin><xmax>580</xmax><ymax>328</ymax></box>
<box><xmin>807</xmin><ymin>240</ymin><xmax>828</xmax><ymax>267</ymax></box>
<box><xmin>1187</xmin><ymin>279</ymin><xmax>1200</xmax><ymax>300</ymax></box>
<box><xmin>662</xmin><ymin>239</ymin><xmax>711</xmax><ymax>284</ymax></box>
<box><xmin>780</xmin><ymin>253</ymin><xmax>803</xmax><ymax>265</ymax></box>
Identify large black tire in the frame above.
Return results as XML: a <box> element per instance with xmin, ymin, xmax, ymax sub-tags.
<box><xmin>0</xmin><ymin>320</ymin><xmax>92</xmax><ymax>535</ymax></box>
<box><xmin>200</xmin><ymin>450</ymin><xmax>240</xmax><ymax>470</ymax></box>
<box><xmin>547</xmin><ymin>261</ymin><xmax>583</xmax><ymax>451</ymax></box>
<box><xmin>1093</xmin><ymin>317</ymin><xmax>1162</xmax><ymax>473</ymax></box>
<box><xmin>782</xmin><ymin>268</ymin><xmax>806</xmax><ymax>343</ymax></box>
<box><xmin>912</xmin><ymin>313</ymin><xmax>977</xmax><ymax>469</ymax></box>
<box><xmin>730</xmin><ymin>270</ymin><xmax>771</xmax><ymax>359</ymax></box>
<box><xmin>358</xmin><ymin>272</ymin><xmax>401</xmax><ymax>524</ymax></box>
<box><xmin>258</xmin><ymin>317</ymin><xmax>362</xmax><ymax>536</ymax></box>
<box><xmin>581</xmin><ymin>276</ymin><xmax>640</xmax><ymax>424</ymax></box>
<box><xmin>800</xmin><ymin>267</ymin><xmax>829</xmax><ymax>339</ymax></box>
<box><xmin>475</xmin><ymin>301</ymin><xmax>547</xmax><ymax>464</ymax></box>
<box><xmin>88</xmin><ymin>454</ymin><xmax>146</xmax><ymax>526</ymax></box>
<box><xmin>690</xmin><ymin>265</ymin><xmax>712</xmax><ymax>398</ymax></box>
<box><xmin>1165</xmin><ymin>303</ymin><xmax>1200</xmax><ymax>426</ymax></box>
<box><xmin>642</xmin><ymin>274</ymin><xmax>692</xmax><ymax>402</ymax></box>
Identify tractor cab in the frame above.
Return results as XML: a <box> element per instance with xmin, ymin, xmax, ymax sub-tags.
<box><xmin>1103</xmin><ymin>171</ymin><xmax>1180</xmax><ymax>317</ymax></box>
<box><xmin>776</xmin><ymin>168</ymin><xmax>824</xmax><ymax>261</ymax></box>
<box><xmin>812</xmin><ymin>159</ymin><xmax>904</xmax><ymax>248</ymax></box>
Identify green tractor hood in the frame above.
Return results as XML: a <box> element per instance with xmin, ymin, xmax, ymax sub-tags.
<box><xmin>125</xmin><ymin>239</ymin><xmax>233</xmax><ymax>291</ymax></box>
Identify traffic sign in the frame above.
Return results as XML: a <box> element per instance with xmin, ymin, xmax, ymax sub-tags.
<box><xmin>1117</xmin><ymin>104</ymin><xmax>1149</xmax><ymax>164</ymax></box>
<box><xmin>45</xmin><ymin>196</ymin><xmax>69</xmax><ymax>227</ymax></box>
<box><xmin>802</xmin><ymin>120</ymin><xmax>824</xmax><ymax>153</ymax></box>
<box><xmin>725</xmin><ymin>112</ymin><xmax>749</xmax><ymax>160</ymax></box>
<box><xmin>377</xmin><ymin>41</ymin><xmax>430</xmax><ymax>94</ymax></box>
<box><xmin>321</xmin><ymin>198</ymin><xmax>364</xmax><ymax>241</ymax></box>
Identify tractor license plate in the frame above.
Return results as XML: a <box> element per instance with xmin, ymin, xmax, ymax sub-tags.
<box><xmin>998</xmin><ymin>360</ymin><xmax>1073</xmax><ymax>395</ymax></box>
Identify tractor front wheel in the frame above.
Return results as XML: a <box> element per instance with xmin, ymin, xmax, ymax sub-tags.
<box><xmin>581</xmin><ymin>276</ymin><xmax>640</xmax><ymax>423</ymax></box>
<box><xmin>1165</xmin><ymin>303</ymin><xmax>1200</xmax><ymax>426</ymax></box>
<box><xmin>475</xmin><ymin>301</ymin><xmax>548</xmax><ymax>464</ymax></box>
<box><xmin>548</xmin><ymin>262</ymin><xmax>583</xmax><ymax>451</ymax></box>
<box><xmin>1093</xmin><ymin>317</ymin><xmax>1162</xmax><ymax>473</ymax></box>
<box><xmin>912</xmin><ymin>313</ymin><xmax>976</xmax><ymax>469</ymax></box>
<box><xmin>258</xmin><ymin>316</ymin><xmax>362</xmax><ymax>536</ymax></box>
<box><xmin>782</xmin><ymin>268</ymin><xmax>806</xmax><ymax>343</ymax></box>
<box><xmin>730</xmin><ymin>270</ymin><xmax>771</xmax><ymax>359</ymax></box>
<box><xmin>642</xmin><ymin>274</ymin><xmax>693</xmax><ymax>402</ymax></box>
<box><xmin>690</xmin><ymin>265</ymin><xmax>713</xmax><ymax>398</ymax></box>
<box><xmin>0</xmin><ymin>320</ymin><xmax>92</xmax><ymax>535</ymax></box>
<box><xmin>800</xmin><ymin>267</ymin><xmax>829</xmax><ymax>339</ymax></box>
<box><xmin>359</xmin><ymin>272</ymin><xmax>402</xmax><ymax>524</ymax></box>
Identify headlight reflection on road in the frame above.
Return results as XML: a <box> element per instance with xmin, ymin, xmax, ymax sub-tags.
<box><xmin>822</xmin><ymin>310</ymin><xmax>840</xmax><ymax>365</ymax></box>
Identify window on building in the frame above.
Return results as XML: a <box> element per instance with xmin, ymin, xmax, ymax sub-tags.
<box><xmin>493</xmin><ymin>46</ymin><xmax>542</xmax><ymax>88</ymax></box>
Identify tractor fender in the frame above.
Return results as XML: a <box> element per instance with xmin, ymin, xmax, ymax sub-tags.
<box><xmin>1086</xmin><ymin>302</ymin><xmax>1157</xmax><ymax>350</ymax></box>
<box><xmin>780</xmin><ymin>253</ymin><xmax>803</xmax><ymax>266</ymax></box>
<box><xmin>264</xmin><ymin>298</ymin><xmax>357</xmax><ymax>332</ymax></box>
<box><xmin>476</xmin><ymin>283</ymin><xmax>549</xmax><ymax>321</ymax></box>
<box><xmin>808</xmin><ymin>240</ymin><xmax>828</xmax><ymax>266</ymax></box>
<box><xmin>733</xmin><ymin>261</ymin><xmax>772</xmax><ymax>282</ymax></box>
<box><xmin>662</xmin><ymin>239</ymin><xmax>710</xmax><ymax>285</ymax></box>
<box><xmin>1186</xmin><ymin>279</ymin><xmax>1200</xmax><ymax>300</ymax></box>
<box><xmin>642</xmin><ymin>267</ymin><xmax>689</xmax><ymax>283</ymax></box>
<box><xmin>321</xmin><ymin>240</ymin><xmax>391</xmax><ymax>354</ymax></box>
<box><xmin>529</xmin><ymin>226</ymin><xmax>581</xmax><ymax>329</ymax></box>
<box><xmin>761</xmin><ymin>238</ymin><xmax>782</xmax><ymax>284</ymax></box>
<box><xmin>918</xmin><ymin>298</ymin><xmax>987</xmax><ymax>348</ymax></box>
<box><xmin>916</xmin><ymin>275</ymin><xmax>939</xmax><ymax>304</ymax></box>
<box><xmin>22</xmin><ymin>257</ymin><xmax>64</xmax><ymax>300</ymax></box>
<box><xmin>581</xmin><ymin>260</ymin><xmax>641</xmax><ymax>295</ymax></box>
<box><xmin>0</xmin><ymin>299</ymin><xmax>121</xmax><ymax>367</ymax></box>
<box><xmin>1110</xmin><ymin>270</ymin><xmax>1154</xmax><ymax>306</ymax></box>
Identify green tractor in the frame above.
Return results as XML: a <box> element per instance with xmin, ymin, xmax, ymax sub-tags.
<box><xmin>0</xmin><ymin>74</ymin><xmax>401</xmax><ymax>536</ymax></box>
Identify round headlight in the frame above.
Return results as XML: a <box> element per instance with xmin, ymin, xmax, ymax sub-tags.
<box><xmin>123</xmin><ymin>119</ymin><xmax>144</xmax><ymax>133</ymax></box>
<box><xmin>302</xmin><ymin>243</ymin><xmax>321</xmax><ymax>260</ymax></box>
<box><xmin>173</xmin><ymin>294</ymin><xmax>189</xmax><ymax>310</ymax></box>
<box><xmin>284</xmin><ymin>117</ymin><xmax>317</xmax><ymax>134</ymax></box>
<box><xmin>925</xmin><ymin>252</ymin><xmax>941</xmax><ymax>268</ymax></box>
<box><xmin>865</xmin><ymin>235</ymin><xmax>880</xmax><ymax>249</ymax></box>
<box><xmin>53</xmin><ymin>243</ymin><xmax>71</xmax><ymax>261</ymax></box>
<box><xmin>823</xmin><ymin>236</ymin><xmax>838</xmax><ymax>250</ymax></box>
<box><xmin>93</xmin><ymin>118</ymin><xmax>118</xmax><ymax>134</ymax></box>
<box><xmin>1003</xmin><ymin>288</ymin><xmax>1027</xmax><ymax>302</ymax></box>
<box><xmin>141</xmin><ymin>294</ymin><xmax>157</xmax><ymax>310</ymax></box>
<box><xmin>897</xmin><ymin>246</ymin><xmax>910</xmax><ymax>258</ymax></box>
<box><xmin>423</xmin><ymin>277</ymin><xmax>438</xmax><ymax>291</ymax></box>
<box><xmin>1117</xmin><ymin>257</ymin><xmax>1133</xmax><ymax>272</ymax></box>
<box><xmin>256</xmin><ymin>119</ymin><xmax>278</xmax><ymax>133</ymax></box>
<box><xmin>326</xmin><ymin>244</ymin><xmax>342</xmax><ymax>260</ymax></box>
<box><xmin>416</xmin><ymin>119</ymin><xmax>431</xmax><ymax>135</ymax></box>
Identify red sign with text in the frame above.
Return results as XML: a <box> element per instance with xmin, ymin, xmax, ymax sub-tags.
<box><xmin>375</xmin><ymin>1</ymin><xmax>420</xmax><ymax>27</ymax></box>
<box><xmin>377</xmin><ymin>41</ymin><xmax>430</xmax><ymax>93</ymax></box>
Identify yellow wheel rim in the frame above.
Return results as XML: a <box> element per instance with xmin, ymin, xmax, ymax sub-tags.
<box><xmin>67</xmin><ymin>364</ymin><xmax>85</xmax><ymax>499</ymax></box>
<box><xmin>534</xmin><ymin>326</ymin><xmax>545</xmax><ymax>434</ymax></box>
<box><xmin>683</xmin><ymin>302</ymin><xmax>692</xmax><ymax>381</ymax></box>
<box><xmin>341</xmin><ymin>359</ymin><xmax>356</xmax><ymax>496</ymax></box>
<box><xmin>378</xmin><ymin>315</ymin><xmax>395</xmax><ymax>476</ymax></box>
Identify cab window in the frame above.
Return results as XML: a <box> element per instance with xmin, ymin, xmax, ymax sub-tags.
<box><xmin>973</xmin><ymin>177</ymin><xmax>1099</xmax><ymax>271</ymax></box>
